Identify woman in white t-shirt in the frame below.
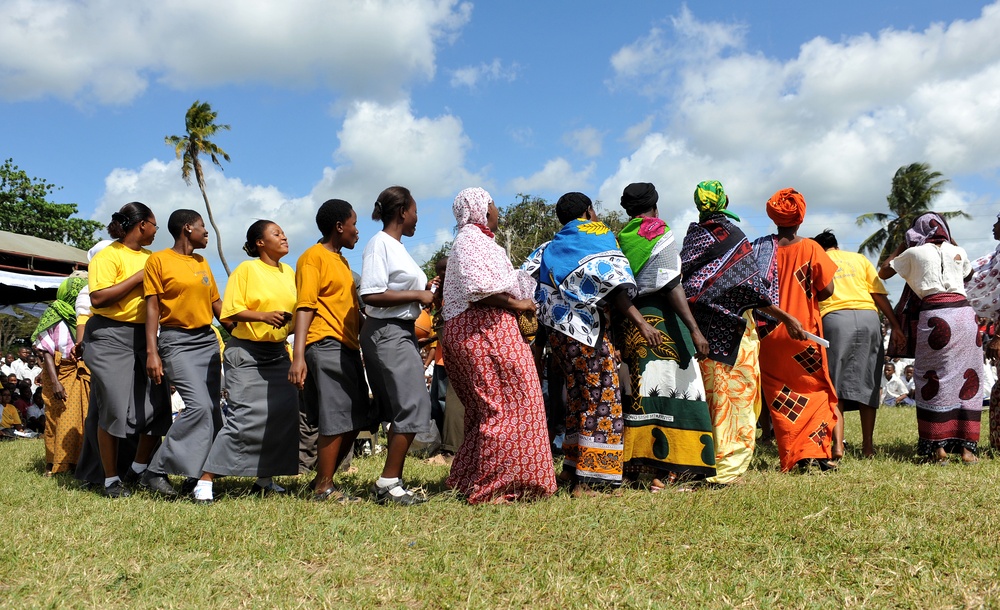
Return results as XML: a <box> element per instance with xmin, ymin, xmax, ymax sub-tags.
<box><xmin>879</xmin><ymin>212</ymin><xmax>981</xmax><ymax>464</ymax></box>
<box><xmin>359</xmin><ymin>185</ymin><xmax>435</xmax><ymax>506</ymax></box>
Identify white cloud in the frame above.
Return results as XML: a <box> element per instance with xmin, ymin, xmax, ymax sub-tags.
<box><xmin>92</xmin><ymin>97</ymin><xmax>480</xmax><ymax>280</ymax></box>
<box><xmin>602</xmin><ymin>3</ymin><xmax>1000</xmax><ymax>254</ymax></box>
<box><xmin>508</xmin><ymin>158</ymin><xmax>595</xmax><ymax>195</ymax></box>
<box><xmin>449</xmin><ymin>58</ymin><xmax>520</xmax><ymax>89</ymax></box>
<box><xmin>622</xmin><ymin>116</ymin><xmax>655</xmax><ymax>148</ymax></box>
<box><xmin>410</xmin><ymin>227</ymin><xmax>454</xmax><ymax>264</ymax></box>
<box><xmin>313</xmin><ymin>99</ymin><xmax>481</xmax><ymax>202</ymax></box>
<box><xmin>0</xmin><ymin>0</ymin><xmax>472</xmax><ymax>103</ymax></box>
<box><xmin>563</xmin><ymin>127</ymin><xmax>604</xmax><ymax>158</ymax></box>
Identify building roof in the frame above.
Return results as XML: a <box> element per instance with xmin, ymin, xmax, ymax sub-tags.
<box><xmin>0</xmin><ymin>229</ymin><xmax>89</xmax><ymax>266</ymax></box>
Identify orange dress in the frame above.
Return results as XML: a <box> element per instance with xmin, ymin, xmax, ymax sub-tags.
<box><xmin>759</xmin><ymin>238</ymin><xmax>839</xmax><ymax>471</ymax></box>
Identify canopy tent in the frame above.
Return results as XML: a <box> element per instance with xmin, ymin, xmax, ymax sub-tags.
<box><xmin>0</xmin><ymin>230</ymin><xmax>89</xmax><ymax>306</ymax></box>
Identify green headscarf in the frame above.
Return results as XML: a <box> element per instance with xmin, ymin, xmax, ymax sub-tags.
<box><xmin>694</xmin><ymin>180</ymin><xmax>740</xmax><ymax>222</ymax></box>
<box><xmin>31</xmin><ymin>276</ymin><xmax>87</xmax><ymax>342</ymax></box>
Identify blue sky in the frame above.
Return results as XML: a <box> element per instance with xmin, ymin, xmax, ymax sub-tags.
<box><xmin>2</xmin><ymin>0</ymin><xmax>998</xmax><ymax>292</ymax></box>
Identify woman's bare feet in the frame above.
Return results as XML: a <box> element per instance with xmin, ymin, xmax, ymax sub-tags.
<box><xmin>961</xmin><ymin>447</ymin><xmax>979</xmax><ymax>464</ymax></box>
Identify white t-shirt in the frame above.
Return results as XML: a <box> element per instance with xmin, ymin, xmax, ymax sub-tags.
<box><xmin>359</xmin><ymin>231</ymin><xmax>428</xmax><ymax>320</ymax></box>
<box><xmin>890</xmin><ymin>242</ymin><xmax>972</xmax><ymax>299</ymax></box>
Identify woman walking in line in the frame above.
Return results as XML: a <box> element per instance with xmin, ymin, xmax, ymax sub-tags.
<box><xmin>442</xmin><ymin>187</ymin><xmax>556</xmax><ymax>504</ymax></box>
<box><xmin>359</xmin><ymin>186</ymin><xmax>434</xmax><ymax>505</ymax></box>
<box><xmin>288</xmin><ymin>199</ymin><xmax>377</xmax><ymax>502</ymax></box>
<box><xmin>756</xmin><ymin>188</ymin><xmax>839</xmax><ymax>473</ymax></box>
<box><xmin>524</xmin><ymin>192</ymin><xmax>661</xmax><ymax>496</ymax></box>
<box><xmin>141</xmin><ymin>209</ymin><xmax>230</xmax><ymax>500</ymax></box>
<box><xmin>880</xmin><ymin>212</ymin><xmax>981</xmax><ymax>464</ymax></box>
<box><xmin>83</xmin><ymin>202</ymin><xmax>170</xmax><ymax>497</ymax></box>
<box><xmin>32</xmin><ymin>275</ymin><xmax>89</xmax><ymax>475</ymax></box>
<box><xmin>615</xmin><ymin>182</ymin><xmax>715</xmax><ymax>488</ymax></box>
<box><xmin>196</xmin><ymin>220</ymin><xmax>299</xmax><ymax>501</ymax></box>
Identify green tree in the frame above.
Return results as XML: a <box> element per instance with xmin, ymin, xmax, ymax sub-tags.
<box><xmin>165</xmin><ymin>101</ymin><xmax>233</xmax><ymax>275</ymax></box>
<box><xmin>495</xmin><ymin>194</ymin><xmax>563</xmax><ymax>267</ymax></box>
<box><xmin>0</xmin><ymin>159</ymin><xmax>102</xmax><ymax>250</ymax></box>
<box><xmin>0</xmin><ymin>307</ymin><xmax>40</xmax><ymax>354</ymax></box>
<box><xmin>857</xmin><ymin>162</ymin><xmax>970</xmax><ymax>264</ymax></box>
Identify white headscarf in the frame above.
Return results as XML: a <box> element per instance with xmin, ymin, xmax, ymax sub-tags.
<box><xmin>442</xmin><ymin>188</ymin><xmax>535</xmax><ymax>321</ymax></box>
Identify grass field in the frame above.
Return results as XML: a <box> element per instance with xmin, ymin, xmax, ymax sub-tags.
<box><xmin>1</xmin><ymin>406</ymin><xmax>999</xmax><ymax>609</ymax></box>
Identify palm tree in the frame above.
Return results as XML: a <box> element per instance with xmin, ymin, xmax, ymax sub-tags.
<box><xmin>856</xmin><ymin>162</ymin><xmax>969</xmax><ymax>264</ymax></box>
<box><xmin>165</xmin><ymin>101</ymin><xmax>233</xmax><ymax>275</ymax></box>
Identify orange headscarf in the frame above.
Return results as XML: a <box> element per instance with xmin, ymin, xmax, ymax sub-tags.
<box><xmin>766</xmin><ymin>188</ymin><xmax>806</xmax><ymax>227</ymax></box>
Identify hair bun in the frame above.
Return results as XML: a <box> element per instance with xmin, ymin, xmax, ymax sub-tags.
<box><xmin>111</xmin><ymin>211</ymin><xmax>130</xmax><ymax>228</ymax></box>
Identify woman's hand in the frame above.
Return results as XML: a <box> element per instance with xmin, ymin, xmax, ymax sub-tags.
<box><xmin>146</xmin><ymin>352</ymin><xmax>164</xmax><ymax>385</ymax></box>
<box><xmin>259</xmin><ymin>311</ymin><xmax>290</xmax><ymax>328</ymax></box>
<box><xmin>416</xmin><ymin>290</ymin><xmax>435</xmax><ymax>306</ymax></box>
<box><xmin>510</xmin><ymin>298</ymin><xmax>536</xmax><ymax>314</ymax></box>
<box><xmin>889</xmin><ymin>330</ymin><xmax>907</xmax><ymax>355</ymax></box>
<box><xmin>52</xmin><ymin>380</ymin><xmax>66</xmax><ymax>401</ymax></box>
<box><xmin>691</xmin><ymin>329</ymin><xmax>709</xmax><ymax>360</ymax></box>
<box><xmin>637</xmin><ymin>320</ymin><xmax>663</xmax><ymax>347</ymax></box>
<box><xmin>288</xmin><ymin>358</ymin><xmax>307</xmax><ymax>390</ymax></box>
<box><xmin>783</xmin><ymin>316</ymin><xmax>806</xmax><ymax>341</ymax></box>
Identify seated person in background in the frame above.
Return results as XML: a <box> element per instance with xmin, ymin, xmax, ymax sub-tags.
<box><xmin>4</xmin><ymin>374</ymin><xmax>16</xmax><ymax>394</ymax></box>
<box><xmin>902</xmin><ymin>364</ymin><xmax>916</xmax><ymax>406</ymax></box>
<box><xmin>12</xmin><ymin>382</ymin><xmax>32</xmax><ymax>419</ymax></box>
<box><xmin>1</xmin><ymin>389</ymin><xmax>23</xmax><ymax>431</ymax></box>
<box><xmin>880</xmin><ymin>363</ymin><xmax>910</xmax><ymax>406</ymax></box>
<box><xmin>25</xmin><ymin>388</ymin><xmax>46</xmax><ymax>433</ymax></box>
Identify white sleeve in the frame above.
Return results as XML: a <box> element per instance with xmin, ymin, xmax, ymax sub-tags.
<box><xmin>358</xmin><ymin>238</ymin><xmax>389</xmax><ymax>296</ymax></box>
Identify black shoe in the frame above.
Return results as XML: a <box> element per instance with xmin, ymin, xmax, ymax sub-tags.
<box><xmin>141</xmin><ymin>470</ymin><xmax>178</xmax><ymax>498</ymax></box>
<box><xmin>102</xmin><ymin>480</ymin><xmax>131</xmax><ymax>498</ymax></box>
<box><xmin>251</xmin><ymin>481</ymin><xmax>287</xmax><ymax>496</ymax></box>
<box><xmin>371</xmin><ymin>481</ymin><xmax>427</xmax><ymax>506</ymax></box>
<box><xmin>121</xmin><ymin>468</ymin><xmax>142</xmax><ymax>488</ymax></box>
<box><xmin>180</xmin><ymin>477</ymin><xmax>198</xmax><ymax>496</ymax></box>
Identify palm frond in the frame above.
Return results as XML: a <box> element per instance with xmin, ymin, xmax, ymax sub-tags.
<box><xmin>856</xmin><ymin>212</ymin><xmax>889</xmax><ymax>227</ymax></box>
<box><xmin>857</xmin><ymin>227</ymin><xmax>887</xmax><ymax>257</ymax></box>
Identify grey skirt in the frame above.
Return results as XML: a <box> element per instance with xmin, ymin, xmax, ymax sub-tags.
<box><xmin>202</xmin><ymin>338</ymin><xmax>299</xmax><ymax>477</ymax></box>
<box><xmin>83</xmin><ymin>315</ymin><xmax>171</xmax><ymax>438</ymax></box>
<box><xmin>149</xmin><ymin>326</ymin><xmax>222</xmax><ymax>478</ymax></box>
<box><xmin>304</xmin><ymin>337</ymin><xmax>377</xmax><ymax>436</ymax></box>
<box><xmin>360</xmin><ymin>317</ymin><xmax>431</xmax><ymax>434</ymax></box>
<box><xmin>822</xmin><ymin>309</ymin><xmax>883</xmax><ymax>409</ymax></box>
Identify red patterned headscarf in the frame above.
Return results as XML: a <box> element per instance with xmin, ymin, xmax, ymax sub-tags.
<box><xmin>765</xmin><ymin>188</ymin><xmax>806</xmax><ymax>227</ymax></box>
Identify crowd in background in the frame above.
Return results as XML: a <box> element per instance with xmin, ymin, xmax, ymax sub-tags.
<box><xmin>4</xmin><ymin>179</ymin><xmax>1000</xmax><ymax>504</ymax></box>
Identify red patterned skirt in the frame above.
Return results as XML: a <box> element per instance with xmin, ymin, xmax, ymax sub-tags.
<box><xmin>443</xmin><ymin>306</ymin><xmax>556</xmax><ymax>504</ymax></box>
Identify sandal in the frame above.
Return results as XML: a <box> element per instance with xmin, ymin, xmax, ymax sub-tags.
<box><xmin>313</xmin><ymin>486</ymin><xmax>362</xmax><ymax>503</ymax></box>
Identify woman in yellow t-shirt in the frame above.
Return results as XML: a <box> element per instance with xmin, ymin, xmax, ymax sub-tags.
<box><xmin>141</xmin><ymin>209</ymin><xmax>231</xmax><ymax>500</ymax></box>
<box><xmin>196</xmin><ymin>220</ymin><xmax>298</xmax><ymax>501</ymax></box>
<box><xmin>288</xmin><ymin>199</ymin><xmax>376</xmax><ymax>502</ymax></box>
<box><xmin>82</xmin><ymin>202</ymin><xmax>169</xmax><ymax>498</ymax></box>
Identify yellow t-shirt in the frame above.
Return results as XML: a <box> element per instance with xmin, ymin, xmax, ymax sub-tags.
<box><xmin>143</xmin><ymin>249</ymin><xmax>221</xmax><ymax>329</ymax></box>
<box><xmin>222</xmin><ymin>259</ymin><xmax>297</xmax><ymax>343</ymax></box>
<box><xmin>295</xmin><ymin>244</ymin><xmax>361</xmax><ymax>350</ymax></box>
<box><xmin>1</xmin><ymin>404</ymin><xmax>21</xmax><ymax>428</ymax></box>
<box><xmin>819</xmin><ymin>249</ymin><xmax>887</xmax><ymax>316</ymax></box>
<box><xmin>89</xmin><ymin>241</ymin><xmax>152</xmax><ymax>323</ymax></box>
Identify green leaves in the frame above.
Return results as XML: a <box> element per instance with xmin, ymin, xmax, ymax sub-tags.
<box><xmin>0</xmin><ymin>158</ymin><xmax>103</xmax><ymax>250</ymax></box>
<box><xmin>856</xmin><ymin>162</ymin><xmax>970</xmax><ymax>264</ymax></box>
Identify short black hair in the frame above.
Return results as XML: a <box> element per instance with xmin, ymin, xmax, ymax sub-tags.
<box><xmin>555</xmin><ymin>192</ymin><xmax>593</xmax><ymax>225</ymax></box>
<box><xmin>316</xmin><ymin>199</ymin><xmax>354</xmax><ymax>239</ymax></box>
<box><xmin>167</xmin><ymin>209</ymin><xmax>202</xmax><ymax>239</ymax></box>
<box><xmin>812</xmin><ymin>229</ymin><xmax>838</xmax><ymax>250</ymax></box>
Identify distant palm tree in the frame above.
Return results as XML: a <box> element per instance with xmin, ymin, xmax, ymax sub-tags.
<box><xmin>165</xmin><ymin>101</ymin><xmax>233</xmax><ymax>275</ymax></box>
<box><xmin>856</xmin><ymin>162</ymin><xmax>969</xmax><ymax>264</ymax></box>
